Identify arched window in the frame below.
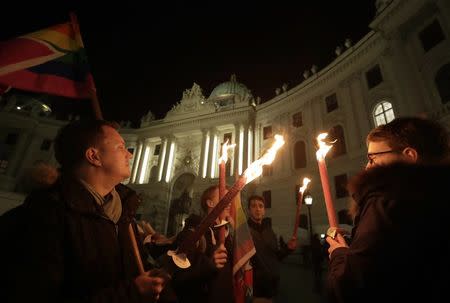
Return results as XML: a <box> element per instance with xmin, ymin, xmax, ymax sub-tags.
<box><xmin>435</xmin><ymin>64</ymin><xmax>450</xmax><ymax>104</ymax></box>
<box><xmin>373</xmin><ymin>101</ymin><xmax>395</xmax><ymax>126</ymax></box>
<box><xmin>293</xmin><ymin>141</ymin><xmax>307</xmax><ymax>169</ymax></box>
<box><xmin>329</xmin><ymin>125</ymin><xmax>346</xmax><ymax>158</ymax></box>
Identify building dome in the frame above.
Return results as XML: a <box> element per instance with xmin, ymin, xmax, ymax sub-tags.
<box><xmin>209</xmin><ymin>74</ymin><xmax>253</xmax><ymax>100</ymax></box>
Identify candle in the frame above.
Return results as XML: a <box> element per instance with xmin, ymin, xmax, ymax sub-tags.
<box><xmin>128</xmin><ymin>223</ymin><xmax>145</xmax><ymax>274</ymax></box>
<box><xmin>218</xmin><ymin>140</ymin><xmax>235</xmax><ymax>244</ymax></box>
<box><xmin>219</xmin><ymin>139</ymin><xmax>233</xmax><ymax>198</ymax></box>
<box><xmin>176</xmin><ymin>134</ymin><xmax>285</xmax><ymax>258</ymax></box>
<box><xmin>292</xmin><ymin>177</ymin><xmax>311</xmax><ymax>239</ymax></box>
<box><xmin>316</xmin><ymin>133</ymin><xmax>338</xmax><ymax>228</ymax></box>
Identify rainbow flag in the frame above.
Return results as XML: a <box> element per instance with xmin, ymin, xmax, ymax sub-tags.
<box><xmin>232</xmin><ymin>193</ymin><xmax>256</xmax><ymax>303</ymax></box>
<box><xmin>0</xmin><ymin>14</ymin><xmax>95</xmax><ymax>99</ymax></box>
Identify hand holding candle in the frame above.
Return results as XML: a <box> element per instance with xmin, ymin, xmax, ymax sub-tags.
<box><xmin>292</xmin><ymin>177</ymin><xmax>311</xmax><ymax>239</ymax></box>
<box><xmin>315</xmin><ymin>133</ymin><xmax>338</xmax><ymax>230</ymax></box>
<box><xmin>174</xmin><ymin>135</ymin><xmax>285</xmax><ymax>266</ymax></box>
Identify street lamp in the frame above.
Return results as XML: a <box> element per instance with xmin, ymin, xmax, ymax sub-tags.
<box><xmin>304</xmin><ymin>194</ymin><xmax>313</xmax><ymax>241</ymax></box>
<box><xmin>304</xmin><ymin>193</ymin><xmax>314</xmax><ymax>269</ymax></box>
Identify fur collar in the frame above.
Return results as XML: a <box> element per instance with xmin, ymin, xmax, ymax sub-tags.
<box><xmin>348</xmin><ymin>163</ymin><xmax>450</xmax><ymax>206</ymax></box>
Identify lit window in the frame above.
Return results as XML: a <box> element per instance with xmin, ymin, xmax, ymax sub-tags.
<box><xmin>373</xmin><ymin>101</ymin><xmax>395</xmax><ymax>126</ymax></box>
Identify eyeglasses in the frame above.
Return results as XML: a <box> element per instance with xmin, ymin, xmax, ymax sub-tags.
<box><xmin>366</xmin><ymin>150</ymin><xmax>398</xmax><ymax>165</ymax></box>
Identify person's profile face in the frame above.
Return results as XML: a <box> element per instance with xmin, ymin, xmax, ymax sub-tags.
<box><xmin>97</xmin><ymin>126</ymin><xmax>133</xmax><ymax>180</ymax></box>
<box><xmin>366</xmin><ymin>140</ymin><xmax>406</xmax><ymax>169</ymax></box>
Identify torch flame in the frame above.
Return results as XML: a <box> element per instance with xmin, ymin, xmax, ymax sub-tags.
<box><xmin>315</xmin><ymin>133</ymin><xmax>335</xmax><ymax>160</ymax></box>
<box><xmin>299</xmin><ymin>177</ymin><xmax>311</xmax><ymax>194</ymax></box>
<box><xmin>243</xmin><ymin>134</ymin><xmax>285</xmax><ymax>183</ymax></box>
<box><xmin>218</xmin><ymin>139</ymin><xmax>236</xmax><ymax>164</ymax></box>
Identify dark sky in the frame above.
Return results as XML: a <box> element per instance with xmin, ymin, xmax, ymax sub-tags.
<box><xmin>1</xmin><ymin>1</ymin><xmax>377</xmax><ymax>125</ymax></box>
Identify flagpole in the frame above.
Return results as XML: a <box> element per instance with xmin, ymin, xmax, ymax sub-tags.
<box><xmin>69</xmin><ymin>12</ymin><xmax>103</xmax><ymax>120</ymax></box>
<box><xmin>89</xmin><ymin>86</ymin><xmax>104</xmax><ymax>120</ymax></box>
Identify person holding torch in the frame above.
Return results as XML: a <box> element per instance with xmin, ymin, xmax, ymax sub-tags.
<box><xmin>325</xmin><ymin>117</ymin><xmax>450</xmax><ymax>303</ymax></box>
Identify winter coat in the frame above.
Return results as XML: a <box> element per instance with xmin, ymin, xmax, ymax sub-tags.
<box><xmin>162</xmin><ymin>225</ymin><xmax>218</xmax><ymax>303</ymax></box>
<box><xmin>2</xmin><ymin>177</ymin><xmax>154</xmax><ymax>303</ymax></box>
<box><xmin>327</xmin><ymin>163</ymin><xmax>450</xmax><ymax>303</ymax></box>
<box><xmin>248</xmin><ymin>217</ymin><xmax>292</xmax><ymax>298</ymax></box>
<box><xmin>203</xmin><ymin>223</ymin><xmax>234</xmax><ymax>303</ymax></box>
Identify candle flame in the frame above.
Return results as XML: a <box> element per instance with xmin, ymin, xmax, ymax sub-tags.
<box><xmin>299</xmin><ymin>177</ymin><xmax>311</xmax><ymax>194</ymax></box>
<box><xmin>315</xmin><ymin>133</ymin><xmax>335</xmax><ymax>160</ymax></box>
<box><xmin>243</xmin><ymin>134</ymin><xmax>285</xmax><ymax>183</ymax></box>
<box><xmin>218</xmin><ymin>139</ymin><xmax>236</xmax><ymax>164</ymax></box>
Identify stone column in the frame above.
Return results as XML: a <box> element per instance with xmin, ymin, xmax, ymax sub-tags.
<box><xmin>349</xmin><ymin>74</ymin><xmax>372</xmax><ymax>144</ymax></box>
<box><xmin>242</xmin><ymin>123</ymin><xmax>249</xmax><ymax>171</ymax></box>
<box><xmin>137</xmin><ymin>139</ymin><xmax>151</xmax><ymax>184</ymax></box>
<box><xmin>199</xmin><ymin>129</ymin><xmax>209</xmax><ymax>178</ymax></box>
<box><xmin>247</xmin><ymin>125</ymin><xmax>254</xmax><ymax>167</ymax></box>
<box><xmin>131</xmin><ymin>141</ymin><xmax>143</xmax><ymax>183</ymax></box>
<box><xmin>339</xmin><ymin>84</ymin><xmax>359</xmax><ymax>152</ymax></box>
<box><xmin>157</xmin><ymin>137</ymin><xmax>168</xmax><ymax>182</ymax></box>
<box><xmin>161</xmin><ymin>136</ymin><xmax>176</xmax><ymax>183</ymax></box>
<box><xmin>207</xmin><ymin>128</ymin><xmax>217</xmax><ymax>178</ymax></box>
<box><xmin>233</xmin><ymin>124</ymin><xmax>240</xmax><ymax>175</ymax></box>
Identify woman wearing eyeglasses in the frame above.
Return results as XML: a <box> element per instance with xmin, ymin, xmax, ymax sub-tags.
<box><xmin>325</xmin><ymin>117</ymin><xmax>450</xmax><ymax>303</ymax></box>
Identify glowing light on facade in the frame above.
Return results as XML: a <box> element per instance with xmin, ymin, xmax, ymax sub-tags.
<box><xmin>239</xmin><ymin>127</ymin><xmax>244</xmax><ymax>175</ymax></box>
<box><xmin>202</xmin><ymin>132</ymin><xmax>210</xmax><ymax>178</ymax></box>
<box><xmin>131</xmin><ymin>143</ymin><xmax>143</xmax><ymax>183</ymax></box>
<box><xmin>165</xmin><ymin>141</ymin><xmax>175</xmax><ymax>183</ymax></box>
<box><xmin>248</xmin><ymin>128</ymin><xmax>253</xmax><ymax>166</ymax></box>
<box><xmin>138</xmin><ymin>146</ymin><xmax>150</xmax><ymax>184</ymax></box>
<box><xmin>210</xmin><ymin>134</ymin><xmax>218</xmax><ymax>178</ymax></box>
<box><xmin>158</xmin><ymin>140</ymin><xmax>168</xmax><ymax>181</ymax></box>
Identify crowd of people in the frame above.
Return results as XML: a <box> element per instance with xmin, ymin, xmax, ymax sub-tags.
<box><xmin>1</xmin><ymin>115</ymin><xmax>449</xmax><ymax>302</ymax></box>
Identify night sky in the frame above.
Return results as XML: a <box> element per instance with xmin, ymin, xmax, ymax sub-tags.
<box><xmin>1</xmin><ymin>1</ymin><xmax>377</xmax><ymax>126</ymax></box>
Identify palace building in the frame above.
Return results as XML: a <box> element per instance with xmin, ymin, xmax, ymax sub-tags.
<box><xmin>1</xmin><ymin>0</ymin><xmax>449</xmax><ymax>242</ymax></box>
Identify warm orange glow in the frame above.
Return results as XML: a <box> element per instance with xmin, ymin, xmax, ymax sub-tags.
<box><xmin>218</xmin><ymin>139</ymin><xmax>236</xmax><ymax>164</ymax></box>
<box><xmin>316</xmin><ymin>133</ymin><xmax>335</xmax><ymax>160</ymax></box>
<box><xmin>299</xmin><ymin>177</ymin><xmax>311</xmax><ymax>194</ymax></box>
<box><xmin>243</xmin><ymin>134</ymin><xmax>285</xmax><ymax>183</ymax></box>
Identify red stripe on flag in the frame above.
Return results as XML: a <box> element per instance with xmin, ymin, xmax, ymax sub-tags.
<box><xmin>234</xmin><ymin>239</ymin><xmax>255</xmax><ymax>259</ymax></box>
<box><xmin>0</xmin><ymin>38</ymin><xmax>55</xmax><ymax>68</ymax></box>
<box><xmin>0</xmin><ymin>69</ymin><xmax>91</xmax><ymax>99</ymax></box>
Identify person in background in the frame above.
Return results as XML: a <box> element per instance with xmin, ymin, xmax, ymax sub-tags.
<box><xmin>247</xmin><ymin>195</ymin><xmax>297</xmax><ymax>303</ymax></box>
<box><xmin>200</xmin><ymin>185</ymin><xmax>235</xmax><ymax>303</ymax></box>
